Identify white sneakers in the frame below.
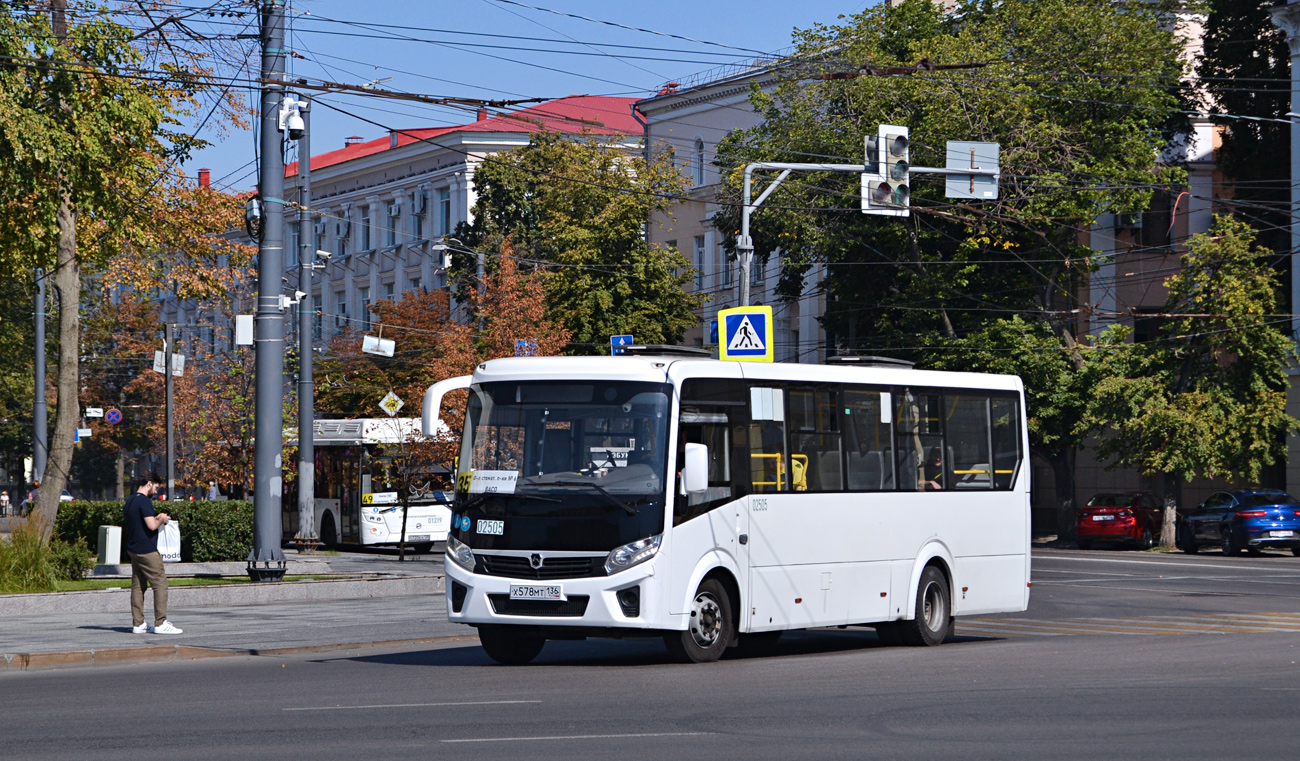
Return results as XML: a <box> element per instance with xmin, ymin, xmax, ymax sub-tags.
<box><xmin>146</xmin><ymin>621</ymin><xmax>183</xmax><ymax>634</ymax></box>
<box><xmin>132</xmin><ymin>623</ymin><xmax>148</xmax><ymax>634</ymax></box>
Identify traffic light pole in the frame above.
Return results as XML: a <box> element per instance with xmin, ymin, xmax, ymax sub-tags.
<box><xmin>250</xmin><ymin>0</ymin><xmax>288</xmax><ymax>581</ymax></box>
<box><xmin>735</xmin><ymin>159</ymin><xmax>1000</xmax><ymax>306</ymax></box>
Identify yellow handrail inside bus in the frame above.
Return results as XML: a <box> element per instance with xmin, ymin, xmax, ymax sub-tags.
<box><xmin>750</xmin><ymin>453</ymin><xmax>809</xmax><ymax>491</ymax></box>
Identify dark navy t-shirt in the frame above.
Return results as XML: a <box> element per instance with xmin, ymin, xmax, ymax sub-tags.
<box><xmin>124</xmin><ymin>493</ymin><xmax>159</xmax><ymax>555</ymax></box>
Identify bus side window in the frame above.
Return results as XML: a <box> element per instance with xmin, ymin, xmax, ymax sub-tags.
<box><xmin>896</xmin><ymin>389</ymin><xmax>944</xmax><ymax>492</ymax></box>
<box><xmin>990</xmin><ymin>397</ymin><xmax>1022</xmax><ymax>490</ymax></box>
<box><xmin>844</xmin><ymin>388</ymin><xmax>894</xmax><ymax>491</ymax></box>
<box><xmin>674</xmin><ymin>378</ymin><xmax>748</xmax><ymax>525</ymax></box>
<box><xmin>787</xmin><ymin>388</ymin><xmax>843</xmax><ymax>492</ymax></box>
<box><xmin>947</xmin><ymin>394</ymin><xmax>992</xmax><ymax>490</ymax></box>
<box><xmin>749</xmin><ymin>387</ymin><xmax>785</xmax><ymax>493</ymax></box>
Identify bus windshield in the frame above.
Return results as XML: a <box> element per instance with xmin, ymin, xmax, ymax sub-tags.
<box><xmin>456</xmin><ymin>380</ymin><xmax>671</xmax><ymax>551</ymax></box>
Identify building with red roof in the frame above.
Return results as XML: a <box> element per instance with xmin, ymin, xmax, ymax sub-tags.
<box><xmin>275</xmin><ymin>95</ymin><xmax>641</xmax><ymax>341</ymax></box>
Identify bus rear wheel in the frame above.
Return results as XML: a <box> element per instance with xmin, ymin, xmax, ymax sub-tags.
<box><xmin>898</xmin><ymin>566</ymin><xmax>953</xmax><ymax>647</ymax></box>
<box><xmin>664</xmin><ymin>578</ymin><xmax>733</xmax><ymax>664</ymax></box>
<box><xmin>477</xmin><ymin>625</ymin><xmax>545</xmax><ymax>665</ymax></box>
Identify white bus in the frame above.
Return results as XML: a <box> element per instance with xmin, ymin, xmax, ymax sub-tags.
<box><xmin>283</xmin><ymin>418</ymin><xmax>452</xmax><ymax>552</ymax></box>
<box><xmin>422</xmin><ymin>349</ymin><xmax>1030</xmax><ymax>664</ymax></box>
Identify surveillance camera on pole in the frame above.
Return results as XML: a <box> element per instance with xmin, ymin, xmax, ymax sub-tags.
<box><xmin>279</xmin><ymin>94</ymin><xmax>308</xmax><ymax>141</ymax></box>
<box><xmin>862</xmin><ymin>125</ymin><xmax>910</xmax><ymax>217</ymax></box>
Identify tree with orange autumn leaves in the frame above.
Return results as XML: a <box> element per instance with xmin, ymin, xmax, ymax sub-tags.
<box><xmin>314</xmin><ymin>242</ymin><xmax>570</xmax><ymax>471</ymax></box>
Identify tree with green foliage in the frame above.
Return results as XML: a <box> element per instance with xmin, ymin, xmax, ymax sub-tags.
<box><xmin>460</xmin><ymin>132</ymin><xmax>703</xmax><ymax>352</ymax></box>
<box><xmin>711</xmin><ymin>0</ymin><xmax>1188</xmax><ymax>517</ymax></box>
<box><xmin>0</xmin><ymin>4</ymin><xmax>245</xmax><ymax>539</ymax></box>
<box><xmin>1199</xmin><ymin>0</ymin><xmax>1290</xmax><ymax>253</ymax></box>
<box><xmin>1084</xmin><ymin>216</ymin><xmax>1299</xmax><ymax>536</ymax></box>
<box><xmin>0</xmin><ymin>275</ymin><xmax>37</xmax><ymax>481</ymax></box>
<box><xmin>717</xmin><ymin>0</ymin><xmax>1185</xmax><ymax>349</ymax></box>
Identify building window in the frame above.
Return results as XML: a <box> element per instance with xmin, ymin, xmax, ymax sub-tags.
<box><xmin>288</xmin><ymin>222</ymin><xmax>299</xmax><ymax>267</ymax></box>
<box><xmin>384</xmin><ymin>205</ymin><xmax>398</xmax><ymax>247</ymax></box>
<box><xmin>437</xmin><ymin>188</ymin><xmax>452</xmax><ymax>237</ymax></box>
<box><xmin>693</xmin><ymin>138</ymin><xmax>705</xmax><ymax>186</ymax></box>
<box><xmin>750</xmin><ymin>257</ymin><xmax>765</xmax><ymax>287</ymax></box>
<box><xmin>384</xmin><ymin>282</ymin><xmax>395</xmax><ymax>301</ymax></box>
<box><xmin>411</xmin><ymin>191</ymin><xmax>425</xmax><ymax>239</ymax></box>
<box><xmin>335</xmin><ymin>291</ymin><xmax>347</xmax><ymax>330</ymax></box>
<box><xmin>359</xmin><ymin>286</ymin><xmax>371</xmax><ymax>332</ymax></box>
<box><xmin>694</xmin><ymin>235</ymin><xmax>706</xmax><ymax>290</ymax></box>
<box><xmin>360</xmin><ymin>210</ymin><xmax>372</xmax><ymax>251</ymax></box>
<box><xmin>409</xmin><ymin>277</ymin><xmax>421</xmax><ymax>292</ymax></box>
<box><xmin>312</xmin><ymin>294</ymin><xmax>322</xmax><ymax>341</ymax></box>
<box><xmin>719</xmin><ymin>241</ymin><xmax>732</xmax><ymax>287</ymax></box>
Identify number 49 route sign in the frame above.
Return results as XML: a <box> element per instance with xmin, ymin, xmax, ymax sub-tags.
<box><xmin>718</xmin><ymin>305</ymin><xmax>774</xmax><ymax>363</ymax></box>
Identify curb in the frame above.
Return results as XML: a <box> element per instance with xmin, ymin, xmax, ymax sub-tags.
<box><xmin>0</xmin><ymin>634</ymin><xmax>478</xmax><ymax>673</ymax></box>
<box><xmin>0</xmin><ymin>574</ymin><xmax>446</xmax><ymax>616</ymax></box>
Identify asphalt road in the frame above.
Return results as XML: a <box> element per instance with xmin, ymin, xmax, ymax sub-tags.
<box><xmin>5</xmin><ymin>547</ymin><xmax>1300</xmax><ymax>761</ymax></box>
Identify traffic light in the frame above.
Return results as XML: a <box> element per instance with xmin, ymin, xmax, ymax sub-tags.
<box><xmin>862</xmin><ymin>124</ymin><xmax>910</xmax><ymax>217</ymax></box>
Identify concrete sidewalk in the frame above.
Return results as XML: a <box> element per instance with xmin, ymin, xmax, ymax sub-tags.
<box><xmin>0</xmin><ymin>550</ymin><xmax>466</xmax><ymax>672</ymax></box>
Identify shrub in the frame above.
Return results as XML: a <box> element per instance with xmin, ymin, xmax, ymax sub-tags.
<box><xmin>53</xmin><ymin>500</ymin><xmax>255</xmax><ymax>563</ymax></box>
<box><xmin>47</xmin><ymin>536</ymin><xmax>96</xmax><ymax>581</ymax></box>
<box><xmin>0</xmin><ymin>520</ymin><xmax>59</xmax><ymax>593</ymax></box>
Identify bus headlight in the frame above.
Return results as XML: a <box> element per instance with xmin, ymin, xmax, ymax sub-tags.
<box><xmin>605</xmin><ymin>534</ymin><xmax>662</xmax><ymax>576</ymax></box>
<box><xmin>447</xmin><ymin>533</ymin><xmax>476</xmax><ymax>571</ymax></box>
<box><xmin>363</xmin><ymin>511</ymin><xmax>384</xmax><ymax>524</ymax></box>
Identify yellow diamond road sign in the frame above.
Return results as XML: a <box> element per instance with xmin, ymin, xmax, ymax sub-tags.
<box><xmin>379</xmin><ymin>391</ymin><xmax>404</xmax><ymax>417</ymax></box>
<box><xmin>718</xmin><ymin>305</ymin><xmax>774</xmax><ymax>362</ymax></box>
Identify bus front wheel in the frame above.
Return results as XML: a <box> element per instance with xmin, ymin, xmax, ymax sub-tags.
<box><xmin>898</xmin><ymin>566</ymin><xmax>954</xmax><ymax>647</ymax></box>
<box><xmin>477</xmin><ymin>625</ymin><xmax>545</xmax><ymax>665</ymax></box>
<box><xmin>664</xmin><ymin>578</ymin><xmax>733</xmax><ymax>664</ymax></box>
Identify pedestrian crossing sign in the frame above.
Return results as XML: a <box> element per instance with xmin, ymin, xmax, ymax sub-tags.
<box><xmin>718</xmin><ymin>305</ymin><xmax>774</xmax><ymax>362</ymax></box>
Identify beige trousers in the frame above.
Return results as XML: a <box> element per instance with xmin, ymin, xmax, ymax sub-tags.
<box><xmin>128</xmin><ymin>551</ymin><xmax>169</xmax><ymax>627</ymax></box>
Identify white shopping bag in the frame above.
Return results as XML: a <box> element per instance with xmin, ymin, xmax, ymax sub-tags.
<box><xmin>158</xmin><ymin>520</ymin><xmax>181</xmax><ymax>563</ymax></box>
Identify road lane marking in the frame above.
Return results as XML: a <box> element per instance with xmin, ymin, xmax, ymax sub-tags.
<box><xmin>283</xmin><ymin>702</ymin><xmax>538</xmax><ymax>712</ymax></box>
<box><xmin>442</xmin><ymin>732</ymin><xmax>714</xmax><ymax>744</ymax></box>
<box><xmin>1032</xmin><ymin>552</ymin><xmax>1300</xmax><ymax>574</ymax></box>
<box><xmin>959</xmin><ymin>612</ymin><xmax>1300</xmax><ymax>638</ymax></box>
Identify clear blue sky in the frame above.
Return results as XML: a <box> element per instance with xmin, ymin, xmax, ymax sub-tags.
<box><xmin>185</xmin><ymin>0</ymin><xmax>880</xmax><ymax>190</ymax></box>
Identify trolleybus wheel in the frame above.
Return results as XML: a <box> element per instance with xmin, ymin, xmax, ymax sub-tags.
<box><xmin>477</xmin><ymin>625</ymin><xmax>545</xmax><ymax>665</ymax></box>
<box><xmin>898</xmin><ymin>566</ymin><xmax>953</xmax><ymax>647</ymax></box>
<box><xmin>664</xmin><ymin>578</ymin><xmax>733</xmax><ymax>664</ymax></box>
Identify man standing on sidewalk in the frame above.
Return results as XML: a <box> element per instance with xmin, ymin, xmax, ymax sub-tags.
<box><xmin>124</xmin><ymin>472</ymin><xmax>182</xmax><ymax>634</ymax></box>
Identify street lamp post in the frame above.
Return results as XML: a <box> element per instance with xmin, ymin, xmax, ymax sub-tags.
<box><xmin>293</xmin><ymin>92</ymin><xmax>319</xmax><ymax>551</ymax></box>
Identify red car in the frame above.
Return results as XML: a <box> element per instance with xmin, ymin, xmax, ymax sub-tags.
<box><xmin>1076</xmin><ymin>492</ymin><xmax>1165</xmax><ymax>550</ymax></box>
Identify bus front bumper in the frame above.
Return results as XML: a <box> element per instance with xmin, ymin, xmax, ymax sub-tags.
<box><xmin>445</xmin><ymin>558</ymin><xmax>663</xmax><ymax>630</ymax></box>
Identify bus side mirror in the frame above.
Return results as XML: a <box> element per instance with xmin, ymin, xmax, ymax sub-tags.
<box><xmin>683</xmin><ymin>443</ymin><xmax>709</xmax><ymax>494</ymax></box>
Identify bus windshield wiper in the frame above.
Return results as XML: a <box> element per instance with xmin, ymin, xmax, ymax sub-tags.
<box><xmin>546</xmin><ymin>479</ymin><xmax>638</xmax><ymax>516</ymax></box>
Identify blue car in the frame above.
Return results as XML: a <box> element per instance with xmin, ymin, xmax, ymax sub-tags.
<box><xmin>1177</xmin><ymin>489</ymin><xmax>1300</xmax><ymax>556</ymax></box>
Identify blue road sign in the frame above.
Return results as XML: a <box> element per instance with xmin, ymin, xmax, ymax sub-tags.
<box><xmin>610</xmin><ymin>334</ymin><xmax>634</xmax><ymax>355</ymax></box>
<box><xmin>718</xmin><ymin>306</ymin><xmax>774</xmax><ymax>362</ymax></box>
